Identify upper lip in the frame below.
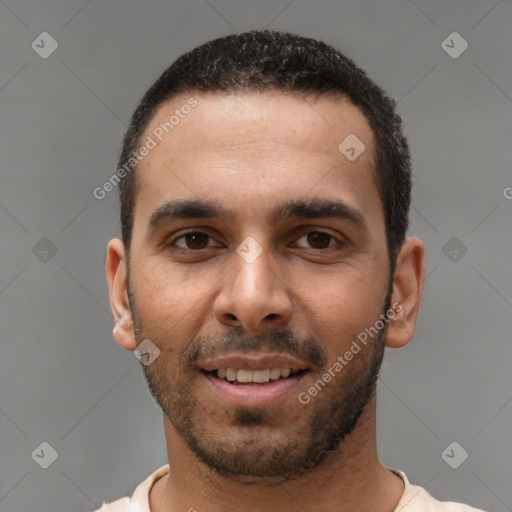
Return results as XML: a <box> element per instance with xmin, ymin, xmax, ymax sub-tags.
<box><xmin>200</xmin><ymin>353</ymin><xmax>310</xmax><ymax>372</ymax></box>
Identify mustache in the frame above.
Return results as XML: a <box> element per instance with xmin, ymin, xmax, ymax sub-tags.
<box><xmin>181</xmin><ymin>328</ymin><xmax>327</xmax><ymax>370</ymax></box>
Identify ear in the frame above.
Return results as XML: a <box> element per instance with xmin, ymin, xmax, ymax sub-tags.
<box><xmin>105</xmin><ymin>238</ymin><xmax>137</xmax><ymax>351</ymax></box>
<box><xmin>385</xmin><ymin>237</ymin><xmax>425</xmax><ymax>349</ymax></box>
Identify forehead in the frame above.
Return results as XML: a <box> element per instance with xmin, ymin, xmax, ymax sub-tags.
<box><xmin>143</xmin><ymin>89</ymin><xmax>375</xmax><ymax>162</ymax></box>
<box><xmin>132</xmin><ymin>90</ymin><xmax>381</xmax><ymax>231</ymax></box>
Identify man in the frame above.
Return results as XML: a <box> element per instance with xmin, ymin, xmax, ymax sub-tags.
<box><xmin>100</xmin><ymin>30</ymin><xmax>485</xmax><ymax>511</ymax></box>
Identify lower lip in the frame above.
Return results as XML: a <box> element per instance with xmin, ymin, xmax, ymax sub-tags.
<box><xmin>202</xmin><ymin>371</ymin><xmax>305</xmax><ymax>407</ymax></box>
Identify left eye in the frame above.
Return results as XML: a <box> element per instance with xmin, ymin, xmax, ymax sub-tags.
<box><xmin>294</xmin><ymin>231</ymin><xmax>339</xmax><ymax>249</ymax></box>
<box><xmin>173</xmin><ymin>232</ymin><xmax>219</xmax><ymax>250</ymax></box>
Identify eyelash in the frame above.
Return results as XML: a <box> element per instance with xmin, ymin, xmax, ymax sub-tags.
<box><xmin>165</xmin><ymin>229</ymin><xmax>344</xmax><ymax>252</ymax></box>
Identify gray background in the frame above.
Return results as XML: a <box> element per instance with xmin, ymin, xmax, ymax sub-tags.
<box><xmin>0</xmin><ymin>0</ymin><xmax>511</xmax><ymax>511</ymax></box>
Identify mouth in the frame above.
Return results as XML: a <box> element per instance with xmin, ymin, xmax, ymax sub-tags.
<box><xmin>199</xmin><ymin>354</ymin><xmax>310</xmax><ymax>406</ymax></box>
<box><xmin>205</xmin><ymin>367</ymin><xmax>307</xmax><ymax>385</ymax></box>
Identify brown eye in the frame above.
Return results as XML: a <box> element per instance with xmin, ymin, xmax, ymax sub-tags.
<box><xmin>174</xmin><ymin>232</ymin><xmax>213</xmax><ymax>250</ymax></box>
<box><xmin>295</xmin><ymin>231</ymin><xmax>337</xmax><ymax>249</ymax></box>
<box><xmin>307</xmin><ymin>232</ymin><xmax>333</xmax><ymax>249</ymax></box>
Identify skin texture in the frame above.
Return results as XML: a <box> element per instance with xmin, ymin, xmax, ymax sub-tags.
<box><xmin>106</xmin><ymin>90</ymin><xmax>425</xmax><ymax>512</ymax></box>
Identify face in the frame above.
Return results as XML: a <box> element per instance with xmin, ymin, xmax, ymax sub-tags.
<box><xmin>122</xmin><ymin>90</ymin><xmax>393</xmax><ymax>480</ymax></box>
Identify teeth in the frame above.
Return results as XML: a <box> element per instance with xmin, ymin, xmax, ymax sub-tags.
<box><xmin>225</xmin><ymin>368</ymin><xmax>237</xmax><ymax>381</ymax></box>
<box><xmin>270</xmin><ymin>368</ymin><xmax>281</xmax><ymax>380</ymax></box>
<box><xmin>252</xmin><ymin>370</ymin><xmax>270</xmax><ymax>383</ymax></box>
<box><xmin>216</xmin><ymin>367</ymin><xmax>298</xmax><ymax>383</ymax></box>
<box><xmin>236</xmin><ymin>369</ymin><xmax>253</xmax><ymax>383</ymax></box>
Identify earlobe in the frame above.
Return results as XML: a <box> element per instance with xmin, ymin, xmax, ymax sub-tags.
<box><xmin>112</xmin><ymin>317</ymin><xmax>136</xmax><ymax>351</ymax></box>
<box><xmin>385</xmin><ymin>237</ymin><xmax>425</xmax><ymax>349</ymax></box>
<box><xmin>106</xmin><ymin>238</ymin><xmax>137</xmax><ymax>351</ymax></box>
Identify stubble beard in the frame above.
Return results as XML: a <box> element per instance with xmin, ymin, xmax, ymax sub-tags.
<box><xmin>127</xmin><ymin>281</ymin><xmax>390</xmax><ymax>483</ymax></box>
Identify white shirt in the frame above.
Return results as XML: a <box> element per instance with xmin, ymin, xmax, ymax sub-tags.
<box><xmin>93</xmin><ymin>465</ymin><xmax>487</xmax><ymax>512</ymax></box>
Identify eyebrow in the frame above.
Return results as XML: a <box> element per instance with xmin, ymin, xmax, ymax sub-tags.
<box><xmin>149</xmin><ymin>199</ymin><xmax>230</xmax><ymax>228</ymax></box>
<box><xmin>148</xmin><ymin>198</ymin><xmax>367</xmax><ymax>230</ymax></box>
<box><xmin>272</xmin><ymin>198</ymin><xmax>367</xmax><ymax>228</ymax></box>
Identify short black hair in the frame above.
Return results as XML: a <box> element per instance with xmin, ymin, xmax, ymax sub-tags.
<box><xmin>118</xmin><ymin>29</ymin><xmax>412</xmax><ymax>273</ymax></box>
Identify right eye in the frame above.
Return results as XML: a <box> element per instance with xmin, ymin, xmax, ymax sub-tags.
<box><xmin>165</xmin><ymin>230</ymin><xmax>225</xmax><ymax>252</ymax></box>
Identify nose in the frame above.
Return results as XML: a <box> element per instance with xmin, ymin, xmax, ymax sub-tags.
<box><xmin>213</xmin><ymin>245</ymin><xmax>293</xmax><ymax>333</ymax></box>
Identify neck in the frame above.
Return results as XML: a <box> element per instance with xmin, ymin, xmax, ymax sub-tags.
<box><xmin>149</xmin><ymin>394</ymin><xmax>404</xmax><ymax>512</ymax></box>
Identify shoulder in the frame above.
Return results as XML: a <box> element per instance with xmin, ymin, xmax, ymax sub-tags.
<box><xmin>392</xmin><ymin>469</ymin><xmax>488</xmax><ymax>512</ymax></box>
<box><xmin>92</xmin><ymin>464</ymin><xmax>170</xmax><ymax>512</ymax></box>
<box><xmin>92</xmin><ymin>496</ymin><xmax>133</xmax><ymax>512</ymax></box>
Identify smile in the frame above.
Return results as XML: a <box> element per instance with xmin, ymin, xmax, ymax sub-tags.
<box><xmin>210</xmin><ymin>367</ymin><xmax>305</xmax><ymax>384</ymax></box>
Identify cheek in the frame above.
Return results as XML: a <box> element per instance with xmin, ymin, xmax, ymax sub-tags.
<box><xmin>131</xmin><ymin>262</ymin><xmax>214</xmax><ymax>340</ymax></box>
<box><xmin>303</xmin><ymin>270</ymin><xmax>368</xmax><ymax>316</ymax></box>
<box><xmin>298</xmin><ymin>271</ymin><xmax>384</xmax><ymax>355</ymax></box>
<box><xmin>134</xmin><ymin>259</ymin><xmax>197</xmax><ymax>306</ymax></box>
